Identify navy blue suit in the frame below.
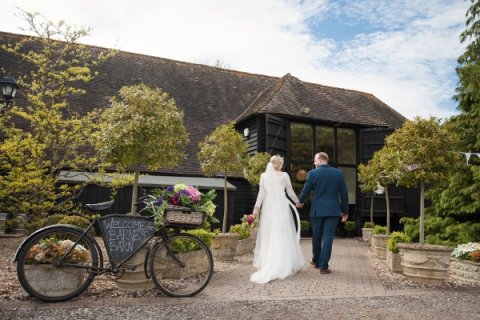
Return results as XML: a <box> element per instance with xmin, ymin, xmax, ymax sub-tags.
<box><xmin>299</xmin><ymin>164</ymin><xmax>348</xmax><ymax>269</ymax></box>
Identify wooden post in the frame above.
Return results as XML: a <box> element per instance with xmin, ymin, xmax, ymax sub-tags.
<box><xmin>419</xmin><ymin>179</ymin><xmax>425</xmax><ymax>245</ymax></box>
<box><xmin>130</xmin><ymin>168</ymin><xmax>140</xmax><ymax>216</ymax></box>
<box><xmin>385</xmin><ymin>186</ymin><xmax>390</xmax><ymax>235</ymax></box>
<box><xmin>222</xmin><ymin>169</ymin><xmax>228</xmax><ymax>233</ymax></box>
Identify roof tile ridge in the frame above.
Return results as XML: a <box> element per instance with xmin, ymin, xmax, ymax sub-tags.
<box><xmin>236</xmin><ymin>73</ymin><xmax>292</xmax><ymax>121</ymax></box>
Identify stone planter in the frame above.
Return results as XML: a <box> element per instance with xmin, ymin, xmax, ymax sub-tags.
<box><xmin>387</xmin><ymin>250</ymin><xmax>402</xmax><ymax>273</ymax></box>
<box><xmin>116</xmin><ymin>247</ymin><xmax>154</xmax><ymax>291</ymax></box>
<box><xmin>362</xmin><ymin>228</ymin><xmax>373</xmax><ymax>243</ymax></box>
<box><xmin>449</xmin><ymin>258</ymin><xmax>480</xmax><ymax>283</ymax></box>
<box><xmin>371</xmin><ymin>234</ymin><xmax>389</xmax><ymax>260</ymax></box>
<box><xmin>236</xmin><ymin>229</ymin><xmax>257</xmax><ymax>256</ymax></box>
<box><xmin>153</xmin><ymin>249</ymin><xmax>210</xmax><ymax>279</ymax></box>
<box><xmin>212</xmin><ymin>232</ymin><xmax>239</xmax><ymax>261</ymax></box>
<box><xmin>23</xmin><ymin>264</ymin><xmax>84</xmax><ymax>296</ymax></box>
<box><xmin>397</xmin><ymin>243</ymin><xmax>454</xmax><ymax>285</ymax></box>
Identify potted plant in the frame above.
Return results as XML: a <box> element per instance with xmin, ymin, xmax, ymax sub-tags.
<box><xmin>362</xmin><ymin>221</ymin><xmax>375</xmax><ymax>243</ymax></box>
<box><xmin>387</xmin><ymin>231</ymin><xmax>411</xmax><ymax>273</ymax></box>
<box><xmin>449</xmin><ymin>242</ymin><xmax>480</xmax><ymax>283</ymax></box>
<box><xmin>371</xmin><ymin>225</ymin><xmax>388</xmax><ymax>259</ymax></box>
<box><xmin>229</xmin><ymin>223</ymin><xmax>252</xmax><ymax>256</ymax></box>
<box><xmin>23</xmin><ymin>238</ymin><xmax>90</xmax><ymax>294</ymax></box>
<box><xmin>344</xmin><ymin>221</ymin><xmax>356</xmax><ymax>238</ymax></box>
<box><xmin>300</xmin><ymin>220</ymin><xmax>311</xmax><ymax>238</ymax></box>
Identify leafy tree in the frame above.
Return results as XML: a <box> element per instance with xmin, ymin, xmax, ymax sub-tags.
<box><xmin>0</xmin><ymin>11</ymin><xmax>114</xmax><ymax>226</ymax></box>
<box><xmin>427</xmin><ymin>0</ymin><xmax>480</xmax><ymax>218</ymax></box>
<box><xmin>197</xmin><ymin>122</ymin><xmax>248</xmax><ymax>233</ymax></box>
<box><xmin>385</xmin><ymin>117</ymin><xmax>458</xmax><ymax>244</ymax></box>
<box><xmin>97</xmin><ymin>83</ymin><xmax>189</xmax><ymax>215</ymax></box>
<box><xmin>244</xmin><ymin>152</ymin><xmax>271</xmax><ymax>185</ymax></box>
<box><xmin>358</xmin><ymin>146</ymin><xmax>403</xmax><ymax>234</ymax></box>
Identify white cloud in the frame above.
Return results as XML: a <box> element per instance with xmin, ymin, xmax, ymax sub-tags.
<box><xmin>0</xmin><ymin>0</ymin><xmax>470</xmax><ymax>119</ymax></box>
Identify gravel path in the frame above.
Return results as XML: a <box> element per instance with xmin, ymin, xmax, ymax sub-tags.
<box><xmin>2</xmin><ymin>290</ymin><xmax>480</xmax><ymax>320</ymax></box>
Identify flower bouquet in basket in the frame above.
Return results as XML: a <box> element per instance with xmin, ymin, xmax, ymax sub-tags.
<box><xmin>150</xmin><ymin>183</ymin><xmax>219</xmax><ymax>229</ymax></box>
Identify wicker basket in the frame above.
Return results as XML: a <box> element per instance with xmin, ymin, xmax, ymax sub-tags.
<box><xmin>164</xmin><ymin>206</ymin><xmax>204</xmax><ymax>227</ymax></box>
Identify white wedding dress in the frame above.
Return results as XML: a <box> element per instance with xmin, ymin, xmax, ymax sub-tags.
<box><xmin>250</xmin><ymin>163</ymin><xmax>305</xmax><ymax>284</ymax></box>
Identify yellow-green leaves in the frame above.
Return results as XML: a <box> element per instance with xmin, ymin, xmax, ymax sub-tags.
<box><xmin>197</xmin><ymin>122</ymin><xmax>248</xmax><ymax>177</ymax></box>
<box><xmin>97</xmin><ymin>83</ymin><xmax>189</xmax><ymax>171</ymax></box>
<box><xmin>244</xmin><ymin>152</ymin><xmax>271</xmax><ymax>185</ymax></box>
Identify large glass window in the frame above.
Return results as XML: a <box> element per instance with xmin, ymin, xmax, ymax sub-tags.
<box><xmin>337</xmin><ymin>128</ymin><xmax>356</xmax><ymax>165</ymax></box>
<box><xmin>315</xmin><ymin>126</ymin><xmax>334</xmax><ymax>162</ymax></box>
<box><xmin>290</xmin><ymin>123</ymin><xmax>312</xmax><ymax>161</ymax></box>
<box><xmin>338</xmin><ymin>166</ymin><xmax>356</xmax><ymax>204</ymax></box>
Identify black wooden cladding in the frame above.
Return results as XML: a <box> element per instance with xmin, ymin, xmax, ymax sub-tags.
<box><xmin>358</xmin><ymin>128</ymin><xmax>420</xmax><ymax>230</ymax></box>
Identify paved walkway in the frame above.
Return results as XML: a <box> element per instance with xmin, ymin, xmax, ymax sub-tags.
<box><xmin>203</xmin><ymin>238</ymin><xmax>386</xmax><ymax>301</ymax></box>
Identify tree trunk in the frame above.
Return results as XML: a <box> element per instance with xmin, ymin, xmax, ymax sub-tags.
<box><xmin>419</xmin><ymin>179</ymin><xmax>425</xmax><ymax>245</ymax></box>
<box><xmin>385</xmin><ymin>186</ymin><xmax>390</xmax><ymax>235</ymax></box>
<box><xmin>222</xmin><ymin>170</ymin><xmax>228</xmax><ymax>233</ymax></box>
<box><xmin>130</xmin><ymin>168</ymin><xmax>140</xmax><ymax>216</ymax></box>
<box><xmin>370</xmin><ymin>193</ymin><xmax>374</xmax><ymax>224</ymax></box>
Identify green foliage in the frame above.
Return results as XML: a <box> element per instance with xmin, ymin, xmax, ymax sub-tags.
<box><xmin>373</xmin><ymin>225</ymin><xmax>387</xmax><ymax>235</ymax></box>
<box><xmin>186</xmin><ymin>229</ymin><xmax>216</xmax><ymax>248</ymax></box>
<box><xmin>427</xmin><ymin>1</ymin><xmax>480</xmax><ymax>218</ymax></box>
<box><xmin>0</xmin><ymin>11</ymin><xmax>114</xmax><ymax>227</ymax></box>
<box><xmin>387</xmin><ymin>231</ymin><xmax>411</xmax><ymax>253</ymax></box>
<box><xmin>344</xmin><ymin>221</ymin><xmax>356</xmax><ymax>231</ymax></box>
<box><xmin>363</xmin><ymin>221</ymin><xmax>375</xmax><ymax>228</ymax></box>
<box><xmin>229</xmin><ymin>224</ymin><xmax>251</xmax><ymax>240</ymax></box>
<box><xmin>244</xmin><ymin>152</ymin><xmax>271</xmax><ymax>185</ymax></box>
<box><xmin>300</xmin><ymin>220</ymin><xmax>311</xmax><ymax>231</ymax></box>
<box><xmin>170</xmin><ymin>230</ymin><xmax>216</xmax><ymax>253</ymax></box>
<box><xmin>400</xmin><ymin>215</ymin><xmax>480</xmax><ymax>246</ymax></box>
<box><xmin>385</xmin><ymin>117</ymin><xmax>458</xmax><ymax>188</ymax></box>
<box><xmin>58</xmin><ymin>215</ymin><xmax>91</xmax><ymax>229</ymax></box>
<box><xmin>98</xmin><ymin>83</ymin><xmax>189</xmax><ymax>214</ymax></box>
<box><xmin>197</xmin><ymin>122</ymin><xmax>248</xmax><ymax>233</ymax></box>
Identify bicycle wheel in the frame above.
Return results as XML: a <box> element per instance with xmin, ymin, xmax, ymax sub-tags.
<box><xmin>17</xmin><ymin>226</ymin><xmax>99</xmax><ymax>302</ymax></box>
<box><xmin>149</xmin><ymin>233</ymin><xmax>214</xmax><ymax>297</ymax></box>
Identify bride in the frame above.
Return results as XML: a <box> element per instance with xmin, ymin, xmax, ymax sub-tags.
<box><xmin>250</xmin><ymin>155</ymin><xmax>305</xmax><ymax>284</ymax></box>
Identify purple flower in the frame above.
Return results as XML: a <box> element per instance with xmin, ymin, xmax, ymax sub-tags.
<box><xmin>154</xmin><ymin>198</ymin><xmax>163</xmax><ymax>206</ymax></box>
<box><xmin>166</xmin><ymin>186</ymin><xmax>174</xmax><ymax>192</ymax></box>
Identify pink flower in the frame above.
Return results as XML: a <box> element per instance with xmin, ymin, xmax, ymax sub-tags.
<box><xmin>187</xmin><ymin>186</ymin><xmax>201</xmax><ymax>202</ymax></box>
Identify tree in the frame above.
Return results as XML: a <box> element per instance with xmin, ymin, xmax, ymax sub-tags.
<box><xmin>358</xmin><ymin>146</ymin><xmax>403</xmax><ymax>234</ymax></box>
<box><xmin>385</xmin><ymin>117</ymin><xmax>458</xmax><ymax>244</ymax></box>
<box><xmin>0</xmin><ymin>11</ymin><xmax>114</xmax><ymax>227</ymax></box>
<box><xmin>427</xmin><ymin>0</ymin><xmax>480</xmax><ymax>218</ymax></box>
<box><xmin>97</xmin><ymin>84</ymin><xmax>189</xmax><ymax>215</ymax></box>
<box><xmin>197</xmin><ymin>122</ymin><xmax>248</xmax><ymax>233</ymax></box>
<box><xmin>244</xmin><ymin>152</ymin><xmax>271</xmax><ymax>186</ymax></box>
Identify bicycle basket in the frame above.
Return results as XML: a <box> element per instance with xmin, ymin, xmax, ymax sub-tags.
<box><xmin>164</xmin><ymin>206</ymin><xmax>204</xmax><ymax>228</ymax></box>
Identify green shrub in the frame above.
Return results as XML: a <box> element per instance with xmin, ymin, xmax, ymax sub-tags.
<box><xmin>373</xmin><ymin>225</ymin><xmax>387</xmax><ymax>235</ymax></box>
<box><xmin>186</xmin><ymin>229</ymin><xmax>216</xmax><ymax>248</ymax></box>
<box><xmin>170</xmin><ymin>229</ymin><xmax>216</xmax><ymax>253</ymax></box>
<box><xmin>387</xmin><ymin>231</ymin><xmax>412</xmax><ymax>253</ymax></box>
<box><xmin>344</xmin><ymin>221</ymin><xmax>356</xmax><ymax>231</ymax></box>
<box><xmin>363</xmin><ymin>221</ymin><xmax>375</xmax><ymax>228</ymax></box>
<box><xmin>45</xmin><ymin>214</ymin><xmax>68</xmax><ymax>226</ymax></box>
<box><xmin>400</xmin><ymin>215</ymin><xmax>480</xmax><ymax>246</ymax></box>
<box><xmin>58</xmin><ymin>215</ymin><xmax>91</xmax><ymax>229</ymax></box>
<box><xmin>300</xmin><ymin>220</ymin><xmax>311</xmax><ymax>231</ymax></box>
<box><xmin>229</xmin><ymin>224</ymin><xmax>251</xmax><ymax>240</ymax></box>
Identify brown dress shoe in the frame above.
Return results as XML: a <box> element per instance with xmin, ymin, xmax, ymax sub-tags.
<box><xmin>320</xmin><ymin>268</ymin><xmax>332</xmax><ymax>274</ymax></box>
<box><xmin>309</xmin><ymin>260</ymin><xmax>319</xmax><ymax>269</ymax></box>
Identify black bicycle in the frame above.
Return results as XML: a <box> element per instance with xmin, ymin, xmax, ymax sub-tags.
<box><xmin>13</xmin><ymin>196</ymin><xmax>214</xmax><ymax>302</ymax></box>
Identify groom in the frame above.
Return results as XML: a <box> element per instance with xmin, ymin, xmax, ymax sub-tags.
<box><xmin>296</xmin><ymin>152</ymin><xmax>348</xmax><ymax>274</ymax></box>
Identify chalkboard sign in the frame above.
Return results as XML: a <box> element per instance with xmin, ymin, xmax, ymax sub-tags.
<box><xmin>98</xmin><ymin>215</ymin><xmax>157</xmax><ymax>263</ymax></box>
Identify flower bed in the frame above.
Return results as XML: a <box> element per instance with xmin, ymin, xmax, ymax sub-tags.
<box><xmin>26</xmin><ymin>238</ymin><xmax>90</xmax><ymax>264</ymax></box>
<box><xmin>449</xmin><ymin>242</ymin><xmax>480</xmax><ymax>283</ymax></box>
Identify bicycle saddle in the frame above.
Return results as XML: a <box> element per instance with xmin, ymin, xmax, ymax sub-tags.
<box><xmin>85</xmin><ymin>200</ymin><xmax>114</xmax><ymax>211</ymax></box>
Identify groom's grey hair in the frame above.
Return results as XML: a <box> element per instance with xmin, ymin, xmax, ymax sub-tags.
<box><xmin>316</xmin><ymin>152</ymin><xmax>329</xmax><ymax>162</ymax></box>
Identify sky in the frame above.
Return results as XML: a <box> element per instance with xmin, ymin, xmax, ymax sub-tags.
<box><xmin>0</xmin><ymin>0</ymin><xmax>471</xmax><ymax>119</ymax></box>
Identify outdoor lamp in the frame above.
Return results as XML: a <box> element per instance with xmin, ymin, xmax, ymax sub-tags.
<box><xmin>0</xmin><ymin>75</ymin><xmax>19</xmax><ymax>111</ymax></box>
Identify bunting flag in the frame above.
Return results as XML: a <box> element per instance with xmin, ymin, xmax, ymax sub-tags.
<box><xmin>461</xmin><ymin>152</ymin><xmax>480</xmax><ymax>165</ymax></box>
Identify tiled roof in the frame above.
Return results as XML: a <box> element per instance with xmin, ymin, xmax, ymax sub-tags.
<box><xmin>0</xmin><ymin>32</ymin><xmax>405</xmax><ymax>176</ymax></box>
<box><xmin>237</xmin><ymin>74</ymin><xmax>405</xmax><ymax>127</ymax></box>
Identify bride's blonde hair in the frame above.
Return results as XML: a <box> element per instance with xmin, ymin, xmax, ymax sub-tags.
<box><xmin>270</xmin><ymin>154</ymin><xmax>284</xmax><ymax>168</ymax></box>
